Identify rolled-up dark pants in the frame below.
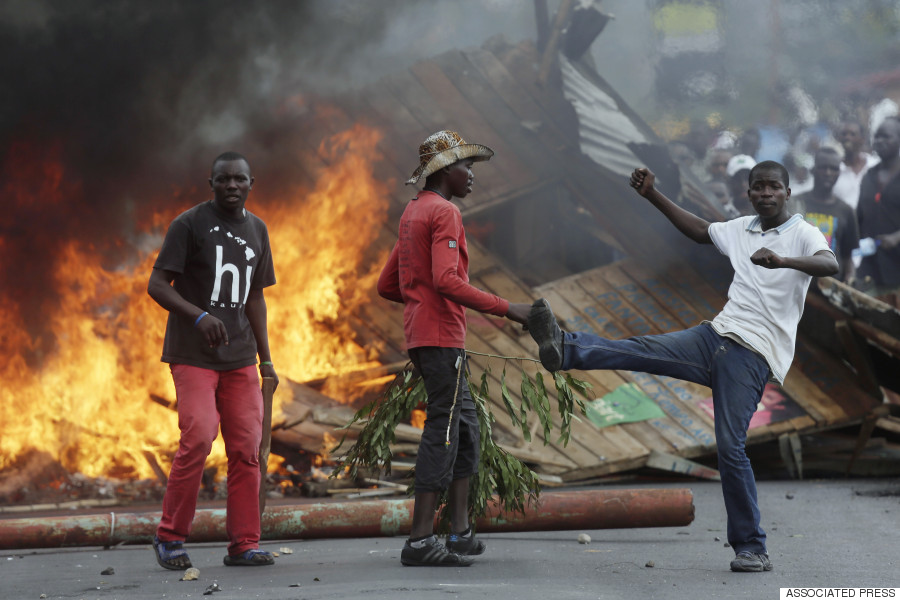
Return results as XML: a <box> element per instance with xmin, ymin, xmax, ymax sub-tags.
<box><xmin>408</xmin><ymin>347</ymin><xmax>480</xmax><ymax>493</ymax></box>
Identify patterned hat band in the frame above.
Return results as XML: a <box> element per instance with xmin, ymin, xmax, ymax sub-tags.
<box><xmin>406</xmin><ymin>130</ymin><xmax>494</xmax><ymax>185</ymax></box>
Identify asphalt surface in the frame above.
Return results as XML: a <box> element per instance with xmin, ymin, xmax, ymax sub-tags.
<box><xmin>1</xmin><ymin>479</ymin><xmax>898</xmax><ymax>600</ymax></box>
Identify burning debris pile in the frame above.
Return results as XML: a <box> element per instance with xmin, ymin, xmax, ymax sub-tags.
<box><xmin>0</xmin><ymin>121</ymin><xmax>404</xmax><ymax>506</ymax></box>
<box><xmin>1</xmin><ymin>2</ymin><xmax>435</xmax><ymax>504</ymax></box>
<box><xmin>0</xmin><ymin>449</ymin><xmax>165</xmax><ymax>512</ymax></box>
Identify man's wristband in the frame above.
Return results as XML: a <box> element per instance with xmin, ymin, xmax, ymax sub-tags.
<box><xmin>193</xmin><ymin>312</ymin><xmax>208</xmax><ymax>327</ymax></box>
<box><xmin>259</xmin><ymin>361</ymin><xmax>274</xmax><ymax>367</ymax></box>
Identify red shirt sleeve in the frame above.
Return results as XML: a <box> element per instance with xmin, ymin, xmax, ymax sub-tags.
<box><xmin>430</xmin><ymin>203</ymin><xmax>509</xmax><ymax>316</ymax></box>
<box><xmin>377</xmin><ymin>241</ymin><xmax>403</xmax><ymax>304</ymax></box>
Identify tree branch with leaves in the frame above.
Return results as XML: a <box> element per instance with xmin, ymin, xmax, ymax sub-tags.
<box><xmin>332</xmin><ymin>352</ymin><xmax>591</xmax><ymax>530</ymax></box>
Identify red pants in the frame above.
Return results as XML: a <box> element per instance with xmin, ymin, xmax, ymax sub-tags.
<box><xmin>156</xmin><ymin>364</ymin><xmax>263</xmax><ymax>555</ymax></box>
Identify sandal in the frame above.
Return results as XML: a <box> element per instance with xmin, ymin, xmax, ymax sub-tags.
<box><xmin>223</xmin><ymin>548</ymin><xmax>275</xmax><ymax>566</ymax></box>
<box><xmin>152</xmin><ymin>536</ymin><xmax>192</xmax><ymax>571</ymax></box>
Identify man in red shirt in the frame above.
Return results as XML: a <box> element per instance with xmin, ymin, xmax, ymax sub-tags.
<box><xmin>378</xmin><ymin>130</ymin><xmax>530</xmax><ymax>566</ymax></box>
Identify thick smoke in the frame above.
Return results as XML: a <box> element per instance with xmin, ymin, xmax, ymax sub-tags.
<box><xmin>3</xmin><ymin>0</ymin><xmax>899</xmax><ymax>356</ymax></box>
<box><xmin>0</xmin><ymin>0</ymin><xmax>534</xmax><ymax>357</ymax></box>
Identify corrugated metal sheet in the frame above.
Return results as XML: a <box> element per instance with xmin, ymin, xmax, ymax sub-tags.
<box><xmin>559</xmin><ymin>55</ymin><xmax>648</xmax><ymax>178</ymax></box>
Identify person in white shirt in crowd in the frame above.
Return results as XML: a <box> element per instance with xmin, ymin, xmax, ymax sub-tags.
<box><xmin>726</xmin><ymin>154</ymin><xmax>757</xmax><ymax>216</ymax></box>
<box><xmin>832</xmin><ymin>120</ymin><xmax>880</xmax><ymax>211</ymax></box>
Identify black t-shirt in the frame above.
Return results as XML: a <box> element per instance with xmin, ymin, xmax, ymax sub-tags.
<box><xmin>153</xmin><ymin>200</ymin><xmax>276</xmax><ymax>370</ymax></box>
<box><xmin>858</xmin><ymin>165</ymin><xmax>900</xmax><ymax>287</ymax></box>
<box><xmin>795</xmin><ymin>192</ymin><xmax>860</xmax><ymax>281</ymax></box>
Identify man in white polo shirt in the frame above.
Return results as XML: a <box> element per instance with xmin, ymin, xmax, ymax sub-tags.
<box><xmin>527</xmin><ymin>161</ymin><xmax>837</xmax><ymax>573</ymax></box>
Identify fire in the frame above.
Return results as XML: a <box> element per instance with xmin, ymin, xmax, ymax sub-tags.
<box><xmin>0</xmin><ymin>123</ymin><xmax>391</xmax><ymax>483</ymax></box>
<box><xmin>262</xmin><ymin>123</ymin><xmax>391</xmax><ymax>393</ymax></box>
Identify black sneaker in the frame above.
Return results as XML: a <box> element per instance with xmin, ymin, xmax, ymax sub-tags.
<box><xmin>730</xmin><ymin>551</ymin><xmax>773</xmax><ymax>572</ymax></box>
<box><xmin>527</xmin><ymin>298</ymin><xmax>564</xmax><ymax>371</ymax></box>
<box><xmin>401</xmin><ymin>536</ymin><xmax>474</xmax><ymax>567</ymax></box>
<box><xmin>446</xmin><ymin>532</ymin><xmax>486</xmax><ymax>556</ymax></box>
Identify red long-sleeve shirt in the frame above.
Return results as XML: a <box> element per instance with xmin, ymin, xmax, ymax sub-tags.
<box><xmin>377</xmin><ymin>190</ymin><xmax>510</xmax><ymax>349</ymax></box>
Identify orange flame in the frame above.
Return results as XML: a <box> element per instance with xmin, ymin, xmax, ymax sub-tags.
<box><xmin>0</xmin><ymin>123</ymin><xmax>391</xmax><ymax>481</ymax></box>
<box><xmin>262</xmin><ymin>124</ymin><xmax>391</xmax><ymax>388</ymax></box>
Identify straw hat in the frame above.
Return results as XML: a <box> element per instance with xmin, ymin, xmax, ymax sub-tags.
<box><xmin>406</xmin><ymin>130</ymin><xmax>494</xmax><ymax>185</ymax></box>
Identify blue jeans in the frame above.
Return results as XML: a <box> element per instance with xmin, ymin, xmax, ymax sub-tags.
<box><xmin>562</xmin><ymin>323</ymin><xmax>770</xmax><ymax>554</ymax></box>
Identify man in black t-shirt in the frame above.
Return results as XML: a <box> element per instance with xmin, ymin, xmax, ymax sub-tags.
<box><xmin>795</xmin><ymin>147</ymin><xmax>860</xmax><ymax>282</ymax></box>
<box><xmin>148</xmin><ymin>152</ymin><xmax>278</xmax><ymax>570</ymax></box>
<box><xmin>858</xmin><ymin>117</ymin><xmax>900</xmax><ymax>304</ymax></box>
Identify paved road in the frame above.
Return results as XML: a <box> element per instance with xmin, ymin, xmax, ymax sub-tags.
<box><xmin>2</xmin><ymin>479</ymin><xmax>898</xmax><ymax>600</ymax></box>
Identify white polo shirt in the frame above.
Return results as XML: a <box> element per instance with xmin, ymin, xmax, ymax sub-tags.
<box><xmin>707</xmin><ymin>214</ymin><xmax>833</xmax><ymax>383</ymax></box>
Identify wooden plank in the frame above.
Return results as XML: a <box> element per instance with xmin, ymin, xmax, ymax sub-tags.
<box><xmin>537</xmin><ymin>0</ymin><xmax>576</xmax><ymax>85</ymax></box>
<box><xmin>378</xmin><ymin>69</ymin><xmax>505</xmax><ymax>202</ymax></box>
<box><xmin>560</xmin><ymin>453</ymin><xmax>648</xmax><ymax>482</ymax></box>
<box><xmin>616</xmin><ymin>422</ymin><xmax>685</xmax><ymax>454</ymax></box>
<box><xmin>563</xmin><ymin>276</ymin><xmax>720</xmax><ymax>443</ymax></box>
<box><xmin>363</xmin><ymin>80</ymin><xmax>428</xmax><ymax>149</ymax></box>
<box><xmin>403</xmin><ymin>63</ymin><xmax>525</xmax><ymax>202</ymax></box>
<box><xmin>653</xmin><ymin>375</ymin><xmax>718</xmax><ymax>431</ymax></box>
<box><xmin>646</xmin><ymin>449</ymin><xmax>721</xmax><ymax>481</ymax></box>
<box><xmin>487</xmin><ymin>38</ymin><xmax>580</xmax><ymax>142</ymax></box>
<box><xmin>575</xmin><ymin>267</ymin><xmax>659</xmax><ymax>338</ymax></box>
<box><xmin>552</xmin><ymin>418</ymin><xmax>654</xmax><ymax>482</ymax></box>
<box><xmin>543</xmin><ymin>264</ymin><xmax>812</xmax><ymax>457</ymax></box>
<box><xmin>498</xmin><ymin>442</ymin><xmax>578</xmax><ymax>470</ymax></box>
<box><xmin>337</xmin><ymin>90</ymin><xmax>422</xmax><ymax>192</ymax></box>
<box><xmin>259</xmin><ymin>376</ymin><xmax>276</xmax><ymax>516</ymax></box>
<box><xmin>876</xmin><ymin>416</ymin><xmax>900</xmax><ymax>434</ymax></box>
<box><xmin>835</xmin><ymin>320</ymin><xmax>884</xmax><ymax>398</ymax></box>
<box><xmin>462</xmin><ymin>46</ymin><xmax>572</xmax><ymax>152</ymax></box>
<box><xmin>663</xmin><ymin>264</ymin><xmax>727</xmax><ymax>320</ymax></box>
<box><xmin>625</xmin><ymin>371</ymin><xmax>717</xmax><ymax>452</ymax></box>
<box><xmin>465</xmin><ymin>237</ymin><xmax>536</xmax><ymax>301</ymax></box>
<box><xmin>818</xmin><ymin>276</ymin><xmax>900</xmax><ymax>334</ymax></box>
<box><xmin>594</xmin><ymin>264</ymin><xmax>684</xmax><ymax>334</ymax></box>
<box><xmin>433</xmin><ymin>50</ymin><xmax>560</xmax><ymax>183</ymax></box>
<box><xmin>565</xmin><ymin>174</ymin><xmax>674</xmax><ymax>268</ymax></box>
<box><xmin>643</xmin><ymin>417</ymin><xmax>710</xmax><ymax>457</ymax></box>
<box><xmin>381</xmin><ymin>69</ymin><xmax>452</xmax><ymax>133</ymax></box>
<box><xmin>356</xmin><ymin>84</ymin><xmax>453</xmax><ymax>208</ymax></box>
<box><xmin>794</xmin><ymin>334</ymin><xmax>881</xmax><ymax>421</ymax></box>
<box><xmin>537</xmin><ymin>274</ymin><xmax>629</xmax><ymax>339</ymax></box>
<box><xmin>535</xmin><ymin>273</ymin><xmax>713</xmax><ymax>454</ymax></box>
<box><xmin>526</xmin><ymin>281</ymin><xmax>632</xmax><ymax>396</ymax></box>
<box><xmin>618</xmin><ymin>259</ymin><xmax>706</xmax><ymax>328</ymax></box>
<box><xmin>780</xmin><ymin>369</ymin><xmax>836</xmax><ymax>426</ymax></box>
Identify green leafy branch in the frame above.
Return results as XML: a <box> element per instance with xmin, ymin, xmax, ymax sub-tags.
<box><xmin>332</xmin><ymin>352</ymin><xmax>591</xmax><ymax>529</ymax></box>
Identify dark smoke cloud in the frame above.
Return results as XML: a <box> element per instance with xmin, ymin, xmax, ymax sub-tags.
<box><xmin>0</xmin><ymin>0</ymin><xmax>535</xmax><ymax>355</ymax></box>
<box><xmin>0</xmin><ymin>1</ymin><xmax>412</xmax><ymax>352</ymax></box>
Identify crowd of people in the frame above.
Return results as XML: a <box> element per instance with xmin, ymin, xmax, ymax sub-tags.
<box><xmin>669</xmin><ymin>113</ymin><xmax>900</xmax><ymax>307</ymax></box>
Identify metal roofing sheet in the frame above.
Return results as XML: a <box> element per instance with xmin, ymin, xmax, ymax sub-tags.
<box><xmin>559</xmin><ymin>54</ymin><xmax>649</xmax><ymax>178</ymax></box>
